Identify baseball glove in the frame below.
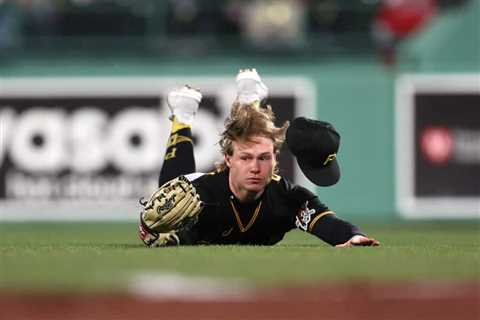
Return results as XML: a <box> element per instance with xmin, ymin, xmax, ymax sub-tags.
<box><xmin>139</xmin><ymin>175</ymin><xmax>203</xmax><ymax>246</ymax></box>
<box><xmin>138</xmin><ymin>222</ymin><xmax>180</xmax><ymax>247</ymax></box>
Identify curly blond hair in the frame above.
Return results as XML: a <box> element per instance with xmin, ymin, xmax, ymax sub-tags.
<box><xmin>216</xmin><ymin>102</ymin><xmax>289</xmax><ymax>172</ymax></box>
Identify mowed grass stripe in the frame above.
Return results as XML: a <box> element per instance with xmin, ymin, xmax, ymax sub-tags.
<box><xmin>0</xmin><ymin>222</ymin><xmax>478</xmax><ymax>291</ymax></box>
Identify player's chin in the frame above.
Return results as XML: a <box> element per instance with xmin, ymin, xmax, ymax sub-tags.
<box><xmin>244</xmin><ymin>181</ymin><xmax>267</xmax><ymax>192</ymax></box>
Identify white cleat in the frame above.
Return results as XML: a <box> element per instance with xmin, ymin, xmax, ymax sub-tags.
<box><xmin>167</xmin><ymin>85</ymin><xmax>202</xmax><ymax>125</ymax></box>
<box><xmin>236</xmin><ymin>68</ymin><xmax>269</xmax><ymax>105</ymax></box>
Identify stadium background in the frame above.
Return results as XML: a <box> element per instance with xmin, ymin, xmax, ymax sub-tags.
<box><xmin>0</xmin><ymin>1</ymin><xmax>479</xmax><ymax>319</ymax></box>
<box><xmin>0</xmin><ymin>0</ymin><xmax>478</xmax><ymax>221</ymax></box>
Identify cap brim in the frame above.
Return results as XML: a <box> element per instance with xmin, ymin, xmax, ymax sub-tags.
<box><xmin>297</xmin><ymin>158</ymin><xmax>340</xmax><ymax>187</ymax></box>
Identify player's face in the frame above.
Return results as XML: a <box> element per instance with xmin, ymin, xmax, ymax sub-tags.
<box><xmin>225</xmin><ymin>135</ymin><xmax>276</xmax><ymax>200</ymax></box>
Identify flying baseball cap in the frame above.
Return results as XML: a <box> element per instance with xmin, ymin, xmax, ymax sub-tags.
<box><xmin>286</xmin><ymin>117</ymin><xmax>341</xmax><ymax>186</ymax></box>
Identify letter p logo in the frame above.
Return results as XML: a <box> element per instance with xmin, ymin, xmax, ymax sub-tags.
<box><xmin>323</xmin><ymin>153</ymin><xmax>337</xmax><ymax>166</ymax></box>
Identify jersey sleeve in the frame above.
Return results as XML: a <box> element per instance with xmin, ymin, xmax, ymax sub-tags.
<box><xmin>289</xmin><ymin>184</ymin><xmax>363</xmax><ymax>246</ymax></box>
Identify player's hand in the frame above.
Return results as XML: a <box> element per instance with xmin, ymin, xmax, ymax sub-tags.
<box><xmin>335</xmin><ymin>235</ymin><xmax>380</xmax><ymax>248</ymax></box>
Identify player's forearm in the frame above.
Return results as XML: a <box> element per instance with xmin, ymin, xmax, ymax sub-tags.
<box><xmin>310</xmin><ymin>214</ymin><xmax>363</xmax><ymax>246</ymax></box>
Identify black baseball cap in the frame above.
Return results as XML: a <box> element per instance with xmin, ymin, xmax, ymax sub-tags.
<box><xmin>286</xmin><ymin>117</ymin><xmax>341</xmax><ymax>186</ymax></box>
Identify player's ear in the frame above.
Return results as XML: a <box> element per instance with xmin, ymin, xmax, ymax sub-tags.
<box><xmin>225</xmin><ymin>154</ymin><xmax>232</xmax><ymax>168</ymax></box>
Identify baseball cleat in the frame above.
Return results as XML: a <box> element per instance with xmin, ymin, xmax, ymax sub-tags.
<box><xmin>167</xmin><ymin>85</ymin><xmax>202</xmax><ymax>125</ymax></box>
<box><xmin>236</xmin><ymin>68</ymin><xmax>269</xmax><ymax>105</ymax></box>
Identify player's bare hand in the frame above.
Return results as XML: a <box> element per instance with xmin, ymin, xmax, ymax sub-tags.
<box><xmin>335</xmin><ymin>235</ymin><xmax>380</xmax><ymax>248</ymax></box>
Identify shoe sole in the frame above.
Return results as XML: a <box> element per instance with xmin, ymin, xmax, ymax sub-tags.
<box><xmin>236</xmin><ymin>71</ymin><xmax>262</xmax><ymax>83</ymax></box>
<box><xmin>168</xmin><ymin>90</ymin><xmax>202</xmax><ymax>106</ymax></box>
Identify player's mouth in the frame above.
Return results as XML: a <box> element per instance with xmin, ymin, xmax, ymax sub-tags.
<box><xmin>247</xmin><ymin>178</ymin><xmax>264</xmax><ymax>186</ymax></box>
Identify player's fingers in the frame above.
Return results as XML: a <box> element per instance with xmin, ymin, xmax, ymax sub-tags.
<box><xmin>336</xmin><ymin>236</ymin><xmax>380</xmax><ymax>248</ymax></box>
<box><xmin>335</xmin><ymin>242</ymin><xmax>351</xmax><ymax>248</ymax></box>
<box><xmin>353</xmin><ymin>237</ymin><xmax>380</xmax><ymax>246</ymax></box>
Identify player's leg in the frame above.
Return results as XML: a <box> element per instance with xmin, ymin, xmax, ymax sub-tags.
<box><xmin>235</xmin><ymin>68</ymin><xmax>269</xmax><ymax>106</ymax></box>
<box><xmin>159</xmin><ymin>86</ymin><xmax>202</xmax><ymax>186</ymax></box>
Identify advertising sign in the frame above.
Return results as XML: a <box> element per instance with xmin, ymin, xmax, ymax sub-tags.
<box><xmin>0</xmin><ymin>77</ymin><xmax>315</xmax><ymax>220</ymax></box>
<box><xmin>396</xmin><ymin>74</ymin><xmax>480</xmax><ymax>218</ymax></box>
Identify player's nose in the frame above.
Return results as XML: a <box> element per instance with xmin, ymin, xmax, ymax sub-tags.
<box><xmin>250</xmin><ymin>159</ymin><xmax>260</xmax><ymax>173</ymax></box>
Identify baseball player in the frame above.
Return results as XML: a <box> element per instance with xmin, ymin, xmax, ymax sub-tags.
<box><xmin>138</xmin><ymin>69</ymin><xmax>379</xmax><ymax>248</ymax></box>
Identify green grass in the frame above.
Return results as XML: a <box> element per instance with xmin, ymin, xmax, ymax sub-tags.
<box><xmin>0</xmin><ymin>222</ymin><xmax>479</xmax><ymax>292</ymax></box>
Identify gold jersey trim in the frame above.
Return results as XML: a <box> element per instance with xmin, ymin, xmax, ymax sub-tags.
<box><xmin>229</xmin><ymin>200</ymin><xmax>262</xmax><ymax>233</ymax></box>
<box><xmin>271</xmin><ymin>174</ymin><xmax>281</xmax><ymax>182</ymax></box>
<box><xmin>308</xmin><ymin>210</ymin><xmax>335</xmax><ymax>232</ymax></box>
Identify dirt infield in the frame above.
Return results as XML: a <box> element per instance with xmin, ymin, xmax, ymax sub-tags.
<box><xmin>1</xmin><ymin>281</ymin><xmax>478</xmax><ymax>320</ymax></box>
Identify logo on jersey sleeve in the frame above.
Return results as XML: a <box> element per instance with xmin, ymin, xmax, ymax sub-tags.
<box><xmin>295</xmin><ymin>201</ymin><xmax>316</xmax><ymax>231</ymax></box>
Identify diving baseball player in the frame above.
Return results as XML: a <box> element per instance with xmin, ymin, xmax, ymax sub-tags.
<box><xmin>138</xmin><ymin>69</ymin><xmax>379</xmax><ymax>248</ymax></box>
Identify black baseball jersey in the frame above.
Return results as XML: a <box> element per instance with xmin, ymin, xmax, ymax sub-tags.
<box><xmin>177</xmin><ymin>169</ymin><xmax>361</xmax><ymax>246</ymax></box>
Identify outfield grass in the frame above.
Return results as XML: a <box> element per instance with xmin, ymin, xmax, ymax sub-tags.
<box><xmin>0</xmin><ymin>222</ymin><xmax>478</xmax><ymax>292</ymax></box>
